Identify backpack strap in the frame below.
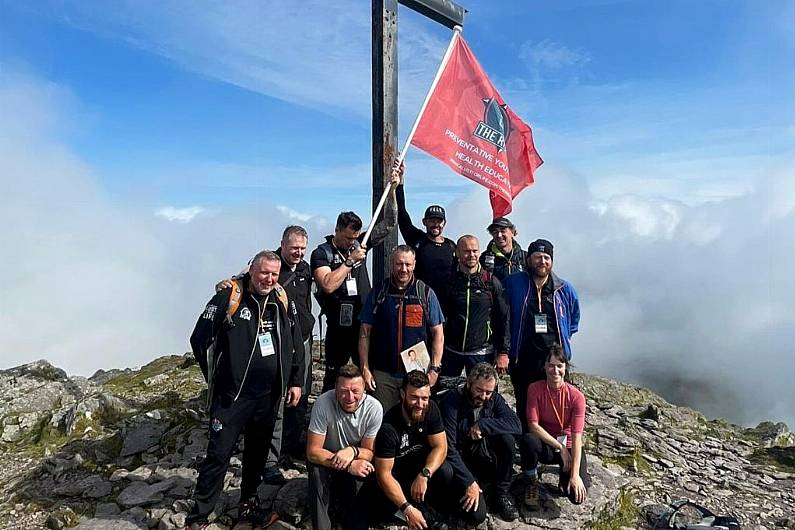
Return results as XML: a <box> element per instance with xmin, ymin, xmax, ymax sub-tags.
<box><xmin>273</xmin><ymin>284</ymin><xmax>290</xmax><ymax>315</ymax></box>
<box><xmin>225</xmin><ymin>279</ymin><xmax>244</xmax><ymax>324</ymax></box>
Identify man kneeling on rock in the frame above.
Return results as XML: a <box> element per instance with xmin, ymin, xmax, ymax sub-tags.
<box><xmin>371</xmin><ymin>370</ymin><xmax>453</xmax><ymax>530</ymax></box>
<box><xmin>306</xmin><ymin>364</ymin><xmax>383</xmax><ymax>530</ymax></box>
<box><xmin>187</xmin><ymin>251</ymin><xmax>305</xmax><ymax>529</ymax></box>
<box><xmin>438</xmin><ymin>362</ymin><xmax>521</xmax><ymax>523</ymax></box>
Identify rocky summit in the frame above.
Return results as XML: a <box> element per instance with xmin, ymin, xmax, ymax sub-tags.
<box><xmin>0</xmin><ymin>354</ymin><xmax>793</xmax><ymax>530</ymax></box>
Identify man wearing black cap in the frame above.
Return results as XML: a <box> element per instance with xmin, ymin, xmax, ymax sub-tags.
<box><xmin>480</xmin><ymin>217</ymin><xmax>527</xmax><ymax>282</ymax></box>
<box><xmin>504</xmin><ymin>239</ymin><xmax>580</xmax><ymax>432</ymax></box>
<box><xmin>395</xmin><ymin>173</ymin><xmax>457</xmax><ymax>298</ymax></box>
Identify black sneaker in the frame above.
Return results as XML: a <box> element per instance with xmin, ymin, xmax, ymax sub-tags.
<box><xmin>262</xmin><ymin>464</ymin><xmax>287</xmax><ymax>485</ymax></box>
<box><xmin>238</xmin><ymin>496</ymin><xmax>273</xmax><ymax>526</ymax></box>
<box><xmin>492</xmin><ymin>494</ymin><xmax>519</xmax><ymax>522</ymax></box>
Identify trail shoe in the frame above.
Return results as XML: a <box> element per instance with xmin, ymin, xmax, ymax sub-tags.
<box><xmin>492</xmin><ymin>494</ymin><xmax>519</xmax><ymax>522</ymax></box>
<box><xmin>238</xmin><ymin>496</ymin><xmax>272</xmax><ymax>526</ymax></box>
<box><xmin>523</xmin><ymin>476</ymin><xmax>541</xmax><ymax>511</ymax></box>
<box><xmin>262</xmin><ymin>464</ymin><xmax>287</xmax><ymax>485</ymax></box>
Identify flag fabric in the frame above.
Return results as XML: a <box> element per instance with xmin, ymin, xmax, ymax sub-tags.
<box><xmin>410</xmin><ymin>34</ymin><xmax>543</xmax><ymax>218</ymax></box>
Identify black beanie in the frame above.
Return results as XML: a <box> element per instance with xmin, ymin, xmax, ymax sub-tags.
<box><xmin>527</xmin><ymin>239</ymin><xmax>553</xmax><ymax>260</ymax></box>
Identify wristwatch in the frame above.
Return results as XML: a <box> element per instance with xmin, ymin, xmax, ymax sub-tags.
<box><xmin>344</xmin><ymin>258</ymin><xmax>354</xmax><ymax>267</ymax></box>
<box><xmin>399</xmin><ymin>501</ymin><xmax>411</xmax><ymax>513</ymax></box>
<box><xmin>428</xmin><ymin>365</ymin><xmax>441</xmax><ymax>374</ymax></box>
<box><xmin>420</xmin><ymin>467</ymin><xmax>432</xmax><ymax>479</ymax></box>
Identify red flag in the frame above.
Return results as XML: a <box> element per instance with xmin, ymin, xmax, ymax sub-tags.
<box><xmin>410</xmin><ymin>35</ymin><xmax>543</xmax><ymax>217</ymax></box>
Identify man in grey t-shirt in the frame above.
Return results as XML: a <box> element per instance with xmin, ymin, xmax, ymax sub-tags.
<box><xmin>307</xmin><ymin>364</ymin><xmax>383</xmax><ymax>530</ymax></box>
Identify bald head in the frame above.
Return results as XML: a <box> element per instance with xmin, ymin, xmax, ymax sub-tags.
<box><xmin>456</xmin><ymin>235</ymin><xmax>480</xmax><ymax>272</ymax></box>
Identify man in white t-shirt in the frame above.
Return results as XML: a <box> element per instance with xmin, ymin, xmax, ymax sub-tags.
<box><xmin>307</xmin><ymin>364</ymin><xmax>384</xmax><ymax>530</ymax></box>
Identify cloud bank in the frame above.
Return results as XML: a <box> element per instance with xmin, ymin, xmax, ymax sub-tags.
<box><xmin>2</xmin><ymin>68</ymin><xmax>792</xmax><ymax>429</ymax></box>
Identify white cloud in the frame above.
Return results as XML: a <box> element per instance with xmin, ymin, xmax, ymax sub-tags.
<box><xmin>519</xmin><ymin>39</ymin><xmax>591</xmax><ymax>71</ymax></box>
<box><xmin>155</xmin><ymin>206</ymin><xmax>205</xmax><ymax>223</ymax></box>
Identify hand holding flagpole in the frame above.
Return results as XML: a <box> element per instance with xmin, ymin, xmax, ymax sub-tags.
<box><xmin>361</xmin><ymin>26</ymin><xmax>463</xmax><ymax>247</ymax></box>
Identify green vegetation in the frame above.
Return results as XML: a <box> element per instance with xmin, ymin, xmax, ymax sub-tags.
<box><xmin>749</xmin><ymin>446</ymin><xmax>795</xmax><ymax>473</ymax></box>
<box><xmin>588</xmin><ymin>489</ymin><xmax>639</xmax><ymax>530</ymax></box>
<box><xmin>602</xmin><ymin>447</ymin><xmax>651</xmax><ymax>475</ymax></box>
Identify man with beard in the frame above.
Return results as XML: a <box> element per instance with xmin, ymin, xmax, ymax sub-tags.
<box><xmin>504</xmin><ymin>239</ymin><xmax>580</xmax><ymax>432</ymax></box>
<box><xmin>438</xmin><ymin>363</ymin><xmax>522</xmax><ymax>523</ymax></box>
<box><xmin>395</xmin><ymin>166</ymin><xmax>457</xmax><ymax>298</ymax></box>
<box><xmin>479</xmin><ymin>217</ymin><xmax>526</xmax><ymax>282</ymax></box>
<box><xmin>187</xmin><ymin>251</ymin><xmax>305</xmax><ymax>529</ymax></box>
<box><xmin>372</xmin><ymin>371</ymin><xmax>453</xmax><ymax>530</ymax></box>
<box><xmin>312</xmin><ymin>176</ymin><xmax>398</xmax><ymax>392</ymax></box>
<box><xmin>438</xmin><ymin>235</ymin><xmax>510</xmax><ymax>379</ymax></box>
<box><xmin>214</xmin><ymin>225</ymin><xmax>314</xmax><ymax>483</ymax></box>
<box><xmin>306</xmin><ymin>365</ymin><xmax>383</xmax><ymax>530</ymax></box>
<box><xmin>359</xmin><ymin>246</ymin><xmax>445</xmax><ymax>410</ymax></box>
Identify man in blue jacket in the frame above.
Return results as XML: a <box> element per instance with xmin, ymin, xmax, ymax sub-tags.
<box><xmin>438</xmin><ymin>363</ymin><xmax>522</xmax><ymax>523</ymax></box>
<box><xmin>504</xmin><ymin>239</ymin><xmax>580</xmax><ymax>432</ymax></box>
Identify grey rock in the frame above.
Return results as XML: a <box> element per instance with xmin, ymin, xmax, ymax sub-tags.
<box><xmin>73</xmin><ymin>519</ymin><xmax>147</xmax><ymax>530</ymax></box>
<box><xmin>94</xmin><ymin>502</ymin><xmax>121</xmax><ymax>516</ymax></box>
<box><xmin>117</xmin><ymin>479</ymin><xmax>174</xmax><ymax>507</ymax></box>
<box><xmin>120</xmin><ymin>420</ymin><xmax>169</xmax><ymax>457</ymax></box>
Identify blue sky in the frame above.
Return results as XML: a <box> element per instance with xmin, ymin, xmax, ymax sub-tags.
<box><xmin>1</xmin><ymin>0</ymin><xmax>793</xmax><ymax>426</ymax></box>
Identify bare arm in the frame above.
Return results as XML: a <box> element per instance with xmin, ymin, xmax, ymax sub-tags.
<box><xmin>424</xmin><ymin>431</ymin><xmax>447</xmax><ymax>473</ymax></box>
<box><xmin>428</xmin><ymin>324</ymin><xmax>444</xmax><ymax>367</ymax></box>
<box><xmin>528</xmin><ymin>420</ymin><xmax>565</xmax><ymax>451</ymax></box>
<box><xmin>359</xmin><ymin>323</ymin><xmax>376</xmax><ymax>391</ymax></box>
<box><xmin>306</xmin><ymin>432</ymin><xmax>336</xmax><ymax>467</ymax></box>
<box><xmin>375</xmin><ymin>457</ymin><xmax>410</xmax><ymax>508</ymax></box>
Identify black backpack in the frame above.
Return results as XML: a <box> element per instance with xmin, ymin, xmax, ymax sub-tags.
<box><xmin>653</xmin><ymin>500</ymin><xmax>741</xmax><ymax>530</ymax></box>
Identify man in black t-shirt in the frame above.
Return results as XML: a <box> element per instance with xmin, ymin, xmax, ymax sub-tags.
<box><xmin>395</xmin><ymin>167</ymin><xmax>457</xmax><ymax>300</ymax></box>
<box><xmin>372</xmin><ymin>371</ymin><xmax>453</xmax><ymax>529</ymax></box>
<box><xmin>312</xmin><ymin>177</ymin><xmax>398</xmax><ymax>392</ymax></box>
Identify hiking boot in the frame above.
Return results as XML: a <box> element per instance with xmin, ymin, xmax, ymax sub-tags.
<box><xmin>492</xmin><ymin>494</ymin><xmax>519</xmax><ymax>522</ymax></box>
<box><xmin>523</xmin><ymin>476</ymin><xmax>541</xmax><ymax>511</ymax></box>
<box><xmin>238</xmin><ymin>496</ymin><xmax>273</xmax><ymax>526</ymax></box>
<box><xmin>262</xmin><ymin>464</ymin><xmax>287</xmax><ymax>485</ymax></box>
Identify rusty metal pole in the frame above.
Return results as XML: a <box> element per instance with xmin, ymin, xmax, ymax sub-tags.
<box><xmin>372</xmin><ymin>0</ymin><xmax>399</xmax><ymax>285</ymax></box>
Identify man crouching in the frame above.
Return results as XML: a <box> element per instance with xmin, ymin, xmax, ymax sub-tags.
<box><xmin>306</xmin><ymin>365</ymin><xmax>383</xmax><ymax>530</ymax></box>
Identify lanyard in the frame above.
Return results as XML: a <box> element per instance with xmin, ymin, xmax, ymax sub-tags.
<box><xmin>546</xmin><ymin>383</ymin><xmax>567</xmax><ymax>432</ymax></box>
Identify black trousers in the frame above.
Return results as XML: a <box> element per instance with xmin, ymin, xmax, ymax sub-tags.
<box><xmin>463</xmin><ymin>433</ymin><xmax>516</xmax><ymax>497</ymax></box>
<box><xmin>322</xmin><ymin>322</ymin><xmax>360</xmax><ymax>392</ymax></box>
<box><xmin>308</xmin><ymin>464</ymin><xmax>368</xmax><ymax>530</ymax></box>
<box><xmin>189</xmin><ymin>392</ymin><xmax>280</xmax><ymax>520</ymax></box>
<box><xmin>368</xmin><ymin>461</ymin><xmax>455</xmax><ymax>524</ymax></box>
<box><xmin>510</xmin><ymin>361</ymin><xmax>545</xmax><ymax>433</ymax></box>
<box><xmin>521</xmin><ymin>432</ymin><xmax>591</xmax><ymax>505</ymax></box>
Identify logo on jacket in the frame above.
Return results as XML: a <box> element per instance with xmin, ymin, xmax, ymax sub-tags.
<box><xmin>239</xmin><ymin>307</ymin><xmax>252</xmax><ymax>321</ymax></box>
<box><xmin>211</xmin><ymin>418</ymin><xmax>223</xmax><ymax>432</ymax></box>
<box><xmin>400</xmin><ymin>433</ymin><xmax>410</xmax><ymax>450</ymax></box>
<box><xmin>473</xmin><ymin>98</ymin><xmax>510</xmax><ymax>152</ymax></box>
<box><xmin>202</xmin><ymin>304</ymin><xmax>218</xmax><ymax>320</ymax></box>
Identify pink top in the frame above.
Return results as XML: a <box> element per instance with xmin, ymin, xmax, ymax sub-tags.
<box><xmin>526</xmin><ymin>381</ymin><xmax>586</xmax><ymax>449</ymax></box>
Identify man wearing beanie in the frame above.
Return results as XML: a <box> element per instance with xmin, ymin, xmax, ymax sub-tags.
<box><xmin>503</xmin><ymin>239</ymin><xmax>580</xmax><ymax>433</ymax></box>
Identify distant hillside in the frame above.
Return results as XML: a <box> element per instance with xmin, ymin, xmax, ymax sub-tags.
<box><xmin>0</xmin><ymin>354</ymin><xmax>793</xmax><ymax>530</ymax></box>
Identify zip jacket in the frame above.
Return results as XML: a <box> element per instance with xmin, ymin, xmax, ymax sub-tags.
<box><xmin>191</xmin><ymin>274</ymin><xmax>305</xmax><ymax>406</ymax></box>
<box><xmin>504</xmin><ymin>270</ymin><xmax>580</xmax><ymax>360</ymax></box>
<box><xmin>440</xmin><ymin>267</ymin><xmax>510</xmax><ymax>354</ymax></box>
<box><xmin>480</xmin><ymin>240</ymin><xmax>527</xmax><ymax>283</ymax></box>
<box><xmin>276</xmin><ymin>249</ymin><xmax>315</xmax><ymax>342</ymax></box>
<box><xmin>439</xmin><ymin>385</ymin><xmax>521</xmax><ymax>488</ymax></box>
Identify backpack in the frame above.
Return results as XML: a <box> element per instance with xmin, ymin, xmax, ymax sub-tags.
<box><xmin>653</xmin><ymin>500</ymin><xmax>741</xmax><ymax>530</ymax></box>
<box><xmin>372</xmin><ymin>278</ymin><xmax>431</xmax><ymax>322</ymax></box>
<box><xmin>225</xmin><ymin>279</ymin><xmax>289</xmax><ymax>324</ymax></box>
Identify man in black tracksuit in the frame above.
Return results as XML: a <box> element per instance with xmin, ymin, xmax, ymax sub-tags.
<box><xmin>395</xmin><ymin>177</ymin><xmax>457</xmax><ymax>299</ymax></box>
<box><xmin>187</xmin><ymin>251</ymin><xmax>305</xmax><ymax>528</ymax></box>
<box><xmin>439</xmin><ymin>235</ymin><xmax>510</xmax><ymax>379</ymax></box>
<box><xmin>438</xmin><ymin>363</ymin><xmax>522</xmax><ymax>523</ymax></box>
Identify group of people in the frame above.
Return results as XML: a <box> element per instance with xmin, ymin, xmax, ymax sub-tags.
<box><xmin>185</xmin><ymin>168</ymin><xmax>588</xmax><ymax>529</ymax></box>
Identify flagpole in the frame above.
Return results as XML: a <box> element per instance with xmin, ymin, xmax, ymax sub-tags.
<box><xmin>362</xmin><ymin>25</ymin><xmax>462</xmax><ymax>247</ymax></box>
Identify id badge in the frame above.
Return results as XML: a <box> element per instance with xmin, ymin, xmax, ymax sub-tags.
<box><xmin>345</xmin><ymin>277</ymin><xmax>358</xmax><ymax>296</ymax></box>
<box><xmin>534</xmin><ymin>313</ymin><xmax>548</xmax><ymax>333</ymax></box>
<box><xmin>483</xmin><ymin>255</ymin><xmax>495</xmax><ymax>270</ymax></box>
<box><xmin>258</xmin><ymin>332</ymin><xmax>276</xmax><ymax>357</ymax></box>
<box><xmin>340</xmin><ymin>303</ymin><xmax>354</xmax><ymax>327</ymax></box>
<box><xmin>556</xmin><ymin>434</ymin><xmax>568</xmax><ymax>449</ymax></box>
